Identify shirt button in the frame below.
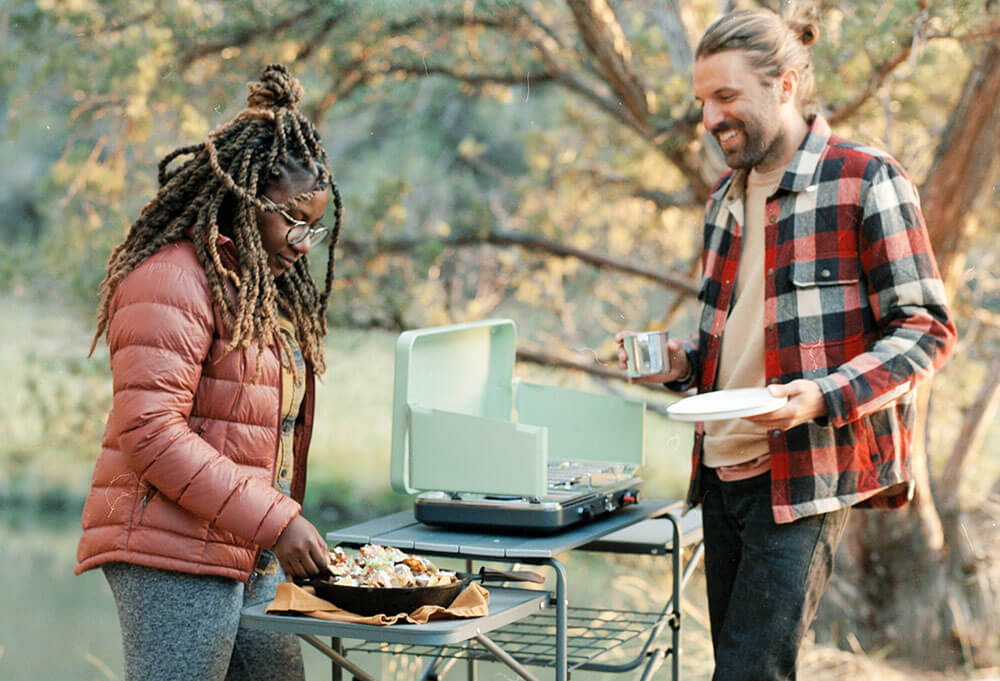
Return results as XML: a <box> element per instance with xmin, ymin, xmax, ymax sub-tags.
<box><xmin>821</xmin><ymin>268</ymin><xmax>832</xmax><ymax>278</ymax></box>
<box><xmin>768</xmin><ymin>215</ymin><xmax>777</xmax><ymax>224</ymax></box>
<box><xmin>767</xmin><ymin>268</ymin><xmax>774</xmax><ymax>276</ymax></box>
<box><xmin>771</xmin><ymin>429</ymin><xmax>782</xmax><ymax>438</ymax></box>
<box><xmin>769</xmin><ymin>377</ymin><xmax>779</xmax><ymax>384</ymax></box>
<box><xmin>768</xmin><ymin>323</ymin><xmax>775</xmax><ymax>330</ymax></box>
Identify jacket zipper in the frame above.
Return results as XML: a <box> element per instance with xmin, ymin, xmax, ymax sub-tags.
<box><xmin>136</xmin><ymin>485</ymin><xmax>156</xmax><ymax>525</ymax></box>
<box><xmin>246</xmin><ymin>547</ymin><xmax>262</xmax><ymax>598</ymax></box>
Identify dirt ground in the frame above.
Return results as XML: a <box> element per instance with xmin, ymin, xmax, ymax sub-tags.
<box><xmin>798</xmin><ymin>641</ymin><xmax>1000</xmax><ymax>681</ymax></box>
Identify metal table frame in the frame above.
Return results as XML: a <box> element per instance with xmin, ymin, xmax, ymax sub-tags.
<box><xmin>240</xmin><ymin>499</ymin><xmax>704</xmax><ymax>681</ymax></box>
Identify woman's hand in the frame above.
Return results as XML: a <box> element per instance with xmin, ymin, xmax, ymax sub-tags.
<box><xmin>615</xmin><ymin>331</ymin><xmax>691</xmax><ymax>385</ymax></box>
<box><xmin>273</xmin><ymin>514</ymin><xmax>329</xmax><ymax>579</ymax></box>
<box><xmin>744</xmin><ymin>380</ymin><xmax>828</xmax><ymax>431</ymax></box>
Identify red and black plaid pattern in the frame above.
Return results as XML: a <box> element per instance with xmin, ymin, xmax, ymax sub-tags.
<box><xmin>676</xmin><ymin>116</ymin><xmax>956</xmax><ymax>523</ymax></box>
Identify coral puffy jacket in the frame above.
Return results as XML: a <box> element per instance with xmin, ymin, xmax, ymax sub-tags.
<box><xmin>76</xmin><ymin>238</ymin><xmax>314</xmax><ymax>582</ymax></box>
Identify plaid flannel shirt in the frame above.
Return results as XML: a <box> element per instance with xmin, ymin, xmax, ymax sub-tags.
<box><xmin>674</xmin><ymin>116</ymin><xmax>956</xmax><ymax>523</ymax></box>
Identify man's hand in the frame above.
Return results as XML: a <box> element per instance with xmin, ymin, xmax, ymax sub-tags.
<box><xmin>745</xmin><ymin>380</ymin><xmax>828</xmax><ymax>431</ymax></box>
<box><xmin>615</xmin><ymin>331</ymin><xmax>690</xmax><ymax>385</ymax></box>
<box><xmin>272</xmin><ymin>514</ymin><xmax>328</xmax><ymax>579</ymax></box>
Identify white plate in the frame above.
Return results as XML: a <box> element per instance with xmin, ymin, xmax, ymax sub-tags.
<box><xmin>666</xmin><ymin>388</ymin><xmax>788</xmax><ymax>422</ymax></box>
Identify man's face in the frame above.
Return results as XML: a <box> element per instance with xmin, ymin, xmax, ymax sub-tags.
<box><xmin>693</xmin><ymin>50</ymin><xmax>785</xmax><ymax>170</ymax></box>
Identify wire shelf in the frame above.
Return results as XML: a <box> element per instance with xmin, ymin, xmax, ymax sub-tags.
<box><xmin>342</xmin><ymin>605</ymin><xmax>669</xmax><ymax>671</ymax></box>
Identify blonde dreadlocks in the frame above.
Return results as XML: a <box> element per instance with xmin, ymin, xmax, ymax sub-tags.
<box><xmin>91</xmin><ymin>64</ymin><xmax>342</xmax><ymax>375</ymax></box>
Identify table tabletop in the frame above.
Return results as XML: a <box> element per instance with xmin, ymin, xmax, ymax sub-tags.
<box><xmin>241</xmin><ymin>586</ymin><xmax>549</xmax><ymax>646</ymax></box>
<box><xmin>325</xmin><ymin>499</ymin><xmax>679</xmax><ymax>560</ymax></box>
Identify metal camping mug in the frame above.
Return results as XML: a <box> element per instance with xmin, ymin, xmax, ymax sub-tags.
<box><xmin>624</xmin><ymin>330</ymin><xmax>671</xmax><ymax>378</ymax></box>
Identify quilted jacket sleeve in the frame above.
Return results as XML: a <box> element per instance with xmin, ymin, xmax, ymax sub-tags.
<box><xmin>107</xmin><ymin>253</ymin><xmax>300</xmax><ymax>549</ymax></box>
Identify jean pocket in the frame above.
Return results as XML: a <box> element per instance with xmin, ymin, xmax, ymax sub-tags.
<box><xmin>254</xmin><ymin>549</ymin><xmax>280</xmax><ymax>576</ymax></box>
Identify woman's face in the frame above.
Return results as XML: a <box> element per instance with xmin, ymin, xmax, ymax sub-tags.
<box><xmin>255</xmin><ymin>178</ymin><xmax>330</xmax><ymax>278</ymax></box>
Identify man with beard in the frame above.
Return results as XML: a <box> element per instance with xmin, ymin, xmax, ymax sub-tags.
<box><xmin>616</xmin><ymin>7</ymin><xmax>955</xmax><ymax>680</ymax></box>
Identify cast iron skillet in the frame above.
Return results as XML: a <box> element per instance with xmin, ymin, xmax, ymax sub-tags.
<box><xmin>295</xmin><ymin>566</ymin><xmax>545</xmax><ymax>616</ymax></box>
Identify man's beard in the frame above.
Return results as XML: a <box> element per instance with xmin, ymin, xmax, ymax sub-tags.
<box><xmin>716</xmin><ymin>118</ymin><xmax>785</xmax><ymax>170</ymax></box>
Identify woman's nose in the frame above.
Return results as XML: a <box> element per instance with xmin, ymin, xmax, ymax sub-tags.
<box><xmin>291</xmin><ymin>233</ymin><xmax>312</xmax><ymax>255</ymax></box>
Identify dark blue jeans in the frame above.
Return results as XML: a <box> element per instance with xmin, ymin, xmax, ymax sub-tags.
<box><xmin>700</xmin><ymin>467</ymin><xmax>850</xmax><ymax>681</ymax></box>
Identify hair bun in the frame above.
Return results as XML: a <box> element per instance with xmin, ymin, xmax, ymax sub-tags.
<box><xmin>246</xmin><ymin>64</ymin><xmax>304</xmax><ymax>110</ymax></box>
<box><xmin>794</xmin><ymin>20</ymin><xmax>819</xmax><ymax>46</ymax></box>
<box><xmin>787</xmin><ymin>5</ymin><xmax>820</xmax><ymax>47</ymax></box>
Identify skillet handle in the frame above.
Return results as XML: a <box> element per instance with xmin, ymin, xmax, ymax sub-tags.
<box><xmin>478</xmin><ymin>567</ymin><xmax>545</xmax><ymax>584</ymax></box>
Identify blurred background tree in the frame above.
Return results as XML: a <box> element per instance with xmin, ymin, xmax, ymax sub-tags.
<box><xmin>2</xmin><ymin>0</ymin><xmax>999</xmax><ymax>671</ymax></box>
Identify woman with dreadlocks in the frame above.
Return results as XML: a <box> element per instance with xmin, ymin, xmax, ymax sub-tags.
<box><xmin>75</xmin><ymin>64</ymin><xmax>342</xmax><ymax>681</ymax></box>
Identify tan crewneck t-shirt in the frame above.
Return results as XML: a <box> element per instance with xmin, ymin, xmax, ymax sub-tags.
<box><xmin>703</xmin><ymin>164</ymin><xmax>785</xmax><ymax>470</ymax></box>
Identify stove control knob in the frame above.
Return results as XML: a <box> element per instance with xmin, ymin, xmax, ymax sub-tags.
<box><xmin>604</xmin><ymin>496</ymin><xmax>616</xmax><ymax>512</ymax></box>
<box><xmin>622</xmin><ymin>490</ymin><xmax>639</xmax><ymax>505</ymax></box>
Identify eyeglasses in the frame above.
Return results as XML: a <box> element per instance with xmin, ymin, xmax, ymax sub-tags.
<box><xmin>277</xmin><ymin>208</ymin><xmax>330</xmax><ymax>247</ymax></box>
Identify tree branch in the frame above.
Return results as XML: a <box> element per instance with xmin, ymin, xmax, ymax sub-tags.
<box><xmin>383</xmin><ymin>10</ymin><xmax>523</xmax><ymax>35</ymax></box>
<box><xmin>516</xmin><ymin>346</ymin><xmax>624</xmax><ymax>381</ymax></box>
<box><xmin>552</xmin><ymin>166</ymin><xmax>697</xmax><ymax>208</ymax></box>
<box><xmin>383</xmin><ymin>62</ymin><xmax>556</xmax><ymax>86</ymax></box>
<box><xmin>827</xmin><ymin>18</ymin><xmax>1000</xmax><ymax>126</ymax></box>
<box><xmin>338</xmin><ymin>230</ymin><xmax>701</xmax><ymax>296</ymax></box>
<box><xmin>566</xmin><ymin>0</ymin><xmax>650</xmax><ymax>126</ymax></box>
<box><xmin>75</xmin><ymin>10</ymin><xmax>155</xmax><ymax>39</ymax></box>
<box><xmin>827</xmin><ymin>41</ymin><xmax>913</xmax><ymax>126</ymax></box>
<box><xmin>308</xmin><ymin>52</ymin><xmax>377</xmax><ymax>122</ymax></box>
<box><xmin>175</xmin><ymin>6</ymin><xmax>318</xmax><ymax>71</ymax></box>
<box><xmin>653</xmin><ymin>0</ymin><xmax>694</xmax><ymax>74</ymax></box>
<box><xmin>295</xmin><ymin>9</ymin><xmax>346</xmax><ymax>62</ymax></box>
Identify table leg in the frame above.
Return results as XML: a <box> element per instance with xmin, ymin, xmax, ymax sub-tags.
<box><xmin>545</xmin><ymin>558</ymin><xmax>569</xmax><ymax>681</ymax></box>
<box><xmin>642</xmin><ymin>649</ymin><xmax>669</xmax><ymax>681</ymax></box>
<box><xmin>419</xmin><ymin>647</ymin><xmax>444</xmax><ymax>681</ymax></box>
<box><xmin>473</xmin><ymin>632</ymin><xmax>541</xmax><ymax>681</ymax></box>
<box><xmin>300</xmin><ymin>634</ymin><xmax>378</xmax><ymax>681</ymax></box>
<box><xmin>330</xmin><ymin>638</ymin><xmax>343</xmax><ymax>681</ymax></box>
<box><xmin>464</xmin><ymin>559</ymin><xmax>477</xmax><ymax>681</ymax></box>
<box><xmin>465</xmin><ymin>640</ymin><xmax>477</xmax><ymax>681</ymax></box>
<box><xmin>667</xmin><ymin>512</ymin><xmax>681</xmax><ymax>681</ymax></box>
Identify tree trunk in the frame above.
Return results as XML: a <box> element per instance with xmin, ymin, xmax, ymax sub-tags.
<box><xmin>936</xmin><ymin>357</ymin><xmax>1000</xmax><ymax>510</ymax></box>
<box><xmin>837</xmin><ymin>40</ymin><xmax>1000</xmax><ymax>668</ymax></box>
<box><xmin>920</xmin><ymin>40</ymin><xmax>1000</xmax><ymax>297</ymax></box>
<box><xmin>565</xmin><ymin>0</ymin><xmax>650</xmax><ymax>126</ymax></box>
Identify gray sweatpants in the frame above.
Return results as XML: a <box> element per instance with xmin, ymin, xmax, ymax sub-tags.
<box><xmin>102</xmin><ymin>550</ymin><xmax>305</xmax><ymax>681</ymax></box>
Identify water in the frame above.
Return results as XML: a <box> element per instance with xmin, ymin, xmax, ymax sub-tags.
<box><xmin>0</xmin><ymin>510</ymin><xmax>397</xmax><ymax>681</ymax></box>
<box><xmin>0</xmin><ymin>510</ymin><xmax>714</xmax><ymax>681</ymax></box>
<box><xmin>0</xmin><ymin>510</ymin><xmax>122</xmax><ymax>681</ymax></box>
<box><xmin>0</xmin><ymin>510</ymin><xmax>373</xmax><ymax>681</ymax></box>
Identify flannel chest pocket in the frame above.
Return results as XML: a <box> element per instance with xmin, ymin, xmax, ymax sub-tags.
<box><xmin>788</xmin><ymin>260</ymin><xmax>866</xmax><ymax>345</ymax></box>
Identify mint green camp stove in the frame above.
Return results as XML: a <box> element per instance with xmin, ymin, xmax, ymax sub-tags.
<box><xmin>390</xmin><ymin>319</ymin><xmax>647</xmax><ymax>533</ymax></box>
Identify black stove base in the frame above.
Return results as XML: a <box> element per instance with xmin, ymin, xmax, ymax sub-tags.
<box><xmin>414</xmin><ymin>483</ymin><xmax>642</xmax><ymax>534</ymax></box>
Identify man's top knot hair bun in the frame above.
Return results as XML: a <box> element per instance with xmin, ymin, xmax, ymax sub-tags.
<box><xmin>787</xmin><ymin>5</ymin><xmax>820</xmax><ymax>47</ymax></box>
<box><xmin>246</xmin><ymin>63</ymin><xmax>304</xmax><ymax>110</ymax></box>
<box><xmin>792</xmin><ymin>19</ymin><xmax>819</xmax><ymax>46</ymax></box>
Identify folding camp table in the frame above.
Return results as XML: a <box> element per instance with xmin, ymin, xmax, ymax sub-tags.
<box><xmin>240</xmin><ymin>499</ymin><xmax>704</xmax><ymax>681</ymax></box>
